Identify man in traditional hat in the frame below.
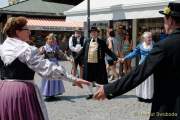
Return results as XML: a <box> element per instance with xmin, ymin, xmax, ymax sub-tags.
<box><xmin>94</xmin><ymin>2</ymin><xmax>180</xmax><ymax>120</ymax></box>
<box><xmin>78</xmin><ymin>26</ymin><xmax>118</xmax><ymax>99</ymax></box>
<box><xmin>69</xmin><ymin>28</ymin><xmax>84</xmax><ymax>80</ymax></box>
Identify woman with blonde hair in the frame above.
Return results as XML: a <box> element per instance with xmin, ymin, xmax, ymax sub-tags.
<box><xmin>120</xmin><ymin>31</ymin><xmax>154</xmax><ymax>102</ymax></box>
<box><xmin>39</xmin><ymin>33</ymin><xmax>65</xmax><ymax>100</ymax></box>
<box><xmin>0</xmin><ymin>16</ymin><xmax>89</xmax><ymax>120</ymax></box>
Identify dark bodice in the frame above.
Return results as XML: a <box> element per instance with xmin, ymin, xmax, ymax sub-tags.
<box><xmin>44</xmin><ymin>51</ymin><xmax>57</xmax><ymax>59</ymax></box>
<box><xmin>0</xmin><ymin>58</ymin><xmax>35</xmax><ymax>80</ymax></box>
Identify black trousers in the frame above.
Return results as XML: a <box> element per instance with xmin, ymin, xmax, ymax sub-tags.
<box><xmin>86</xmin><ymin>63</ymin><xmax>108</xmax><ymax>85</ymax></box>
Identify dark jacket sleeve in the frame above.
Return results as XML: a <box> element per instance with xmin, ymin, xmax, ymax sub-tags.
<box><xmin>104</xmin><ymin>43</ymin><xmax>165</xmax><ymax>99</ymax></box>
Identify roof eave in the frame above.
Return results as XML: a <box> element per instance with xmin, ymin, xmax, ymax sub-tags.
<box><xmin>0</xmin><ymin>10</ymin><xmax>65</xmax><ymax>17</ymax></box>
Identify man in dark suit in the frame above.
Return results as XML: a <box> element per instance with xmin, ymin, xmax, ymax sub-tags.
<box><xmin>79</xmin><ymin>26</ymin><xmax>117</xmax><ymax>99</ymax></box>
<box><xmin>94</xmin><ymin>2</ymin><xmax>180</xmax><ymax>120</ymax></box>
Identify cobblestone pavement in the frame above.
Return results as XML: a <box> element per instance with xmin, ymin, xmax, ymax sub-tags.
<box><xmin>34</xmin><ymin>61</ymin><xmax>151</xmax><ymax>120</ymax></box>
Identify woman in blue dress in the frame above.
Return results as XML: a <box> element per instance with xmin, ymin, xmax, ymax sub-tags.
<box><xmin>121</xmin><ymin>32</ymin><xmax>154</xmax><ymax>103</ymax></box>
<box><xmin>40</xmin><ymin>33</ymin><xmax>65</xmax><ymax>99</ymax></box>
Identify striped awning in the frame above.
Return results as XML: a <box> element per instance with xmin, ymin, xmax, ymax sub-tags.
<box><xmin>27</xmin><ymin>18</ymin><xmax>84</xmax><ymax>31</ymax></box>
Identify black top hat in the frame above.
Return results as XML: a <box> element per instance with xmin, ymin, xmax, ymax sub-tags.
<box><xmin>90</xmin><ymin>26</ymin><xmax>99</xmax><ymax>32</ymax></box>
<box><xmin>159</xmin><ymin>2</ymin><xmax>180</xmax><ymax>17</ymax></box>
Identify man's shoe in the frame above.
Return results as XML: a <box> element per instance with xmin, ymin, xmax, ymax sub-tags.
<box><xmin>86</xmin><ymin>94</ymin><xmax>93</xmax><ymax>100</ymax></box>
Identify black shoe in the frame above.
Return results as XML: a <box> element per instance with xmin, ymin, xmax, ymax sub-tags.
<box><xmin>72</xmin><ymin>83</ymin><xmax>76</xmax><ymax>86</ymax></box>
<box><xmin>86</xmin><ymin>94</ymin><xmax>93</xmax><ymax>100</ymax></box>
<box><xmin>44</xmin><ymin>96</ymin><xmax>56</xmax><ymax>102</ymax></box>
<box><xmin>137</xmin><ymin>97</ymin><xmax>144</xmax><ymax>102</ymax></box>
<box><xmin>137</xmin><ymin>97</ymin><xmax>152</xmax><ymax>103</ymax></box>
<box><xmin>143</xmin><ymin>99</ymin><xmax>152</xmax><ymax>103</ymax></box>
<box><xmin>92</xmin><ymin>83</ymin><xmax>96</xmax><ymax>87</ymax></box>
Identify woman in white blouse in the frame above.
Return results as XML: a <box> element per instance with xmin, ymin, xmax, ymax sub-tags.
<box><xmin>0</xmin><ymin>16</ymin><xmax>89</xmax><ymax>120</ymax></box>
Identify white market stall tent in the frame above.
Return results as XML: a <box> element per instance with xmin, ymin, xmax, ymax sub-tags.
<box><xmin>64</xmin><ymin>0</ymin><xmax>120</xmax><ymax>21</ymax></box>
<box><xmin>64</xmin><ymin>0</ymin><xmax>177</xmax><ymax>21</ymax></box>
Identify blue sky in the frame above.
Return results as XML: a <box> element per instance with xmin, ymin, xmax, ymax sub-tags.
<box><xmin>0</xmin><ymin>0</ymin><xmax>8</xmax><ymax>8</ymax></box>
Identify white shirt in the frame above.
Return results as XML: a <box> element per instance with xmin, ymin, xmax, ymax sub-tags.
<box><xmin>0</xmin><ymin>37</ymin><xmax>76</xmax><ymax>82</ymax></box>
<box><xmin>69</xmin><ymin>35</ymin><xmax>84</xmax><ymax>53</ymax></box>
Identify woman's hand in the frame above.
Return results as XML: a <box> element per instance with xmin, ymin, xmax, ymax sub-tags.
<box><xmin>74</xmin><ymin>79</ymin><xmax>90</xmax><ymax>88</ymax></box>
<box><xmin>38</xmin><ymin>46</ymin><xmax>45</xmax><ymax>54</ymax></box>
<box><xmin>118</xmin><ymin>58</ymin><xmax>125</xmax><ymax>63</ymax></box>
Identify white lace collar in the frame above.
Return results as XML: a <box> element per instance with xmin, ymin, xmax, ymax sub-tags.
<box><xmin>0</xmin><ymin>37</ymin><xmax>30</xmax><ymax>65</ymax></box>
<box><xmin>142</xmin><ymin>42</ymin><xmax>153</xmax><ymax>49</ymax></box>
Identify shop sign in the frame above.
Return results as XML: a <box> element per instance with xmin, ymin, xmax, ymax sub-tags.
<box><xmin>28</xmin><ymin>26</ymin><xmax>77</xmax><ymax>31</ymax></box>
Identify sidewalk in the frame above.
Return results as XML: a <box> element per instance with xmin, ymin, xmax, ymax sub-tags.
<box><xmin>34</xmin><ymin>61</ymin><xmax>151</xmax><ymax>120</ymax></box>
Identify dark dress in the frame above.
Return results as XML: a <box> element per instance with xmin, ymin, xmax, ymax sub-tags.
<box><xmin>80</xmin><ymin>38</ymin><xmax>117</xmax><ymax>85</ymax></box>
<box><xmin>104</xmin><ymin>28</ymin><xmax>180</xmax><ymax>120</ymax></box>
